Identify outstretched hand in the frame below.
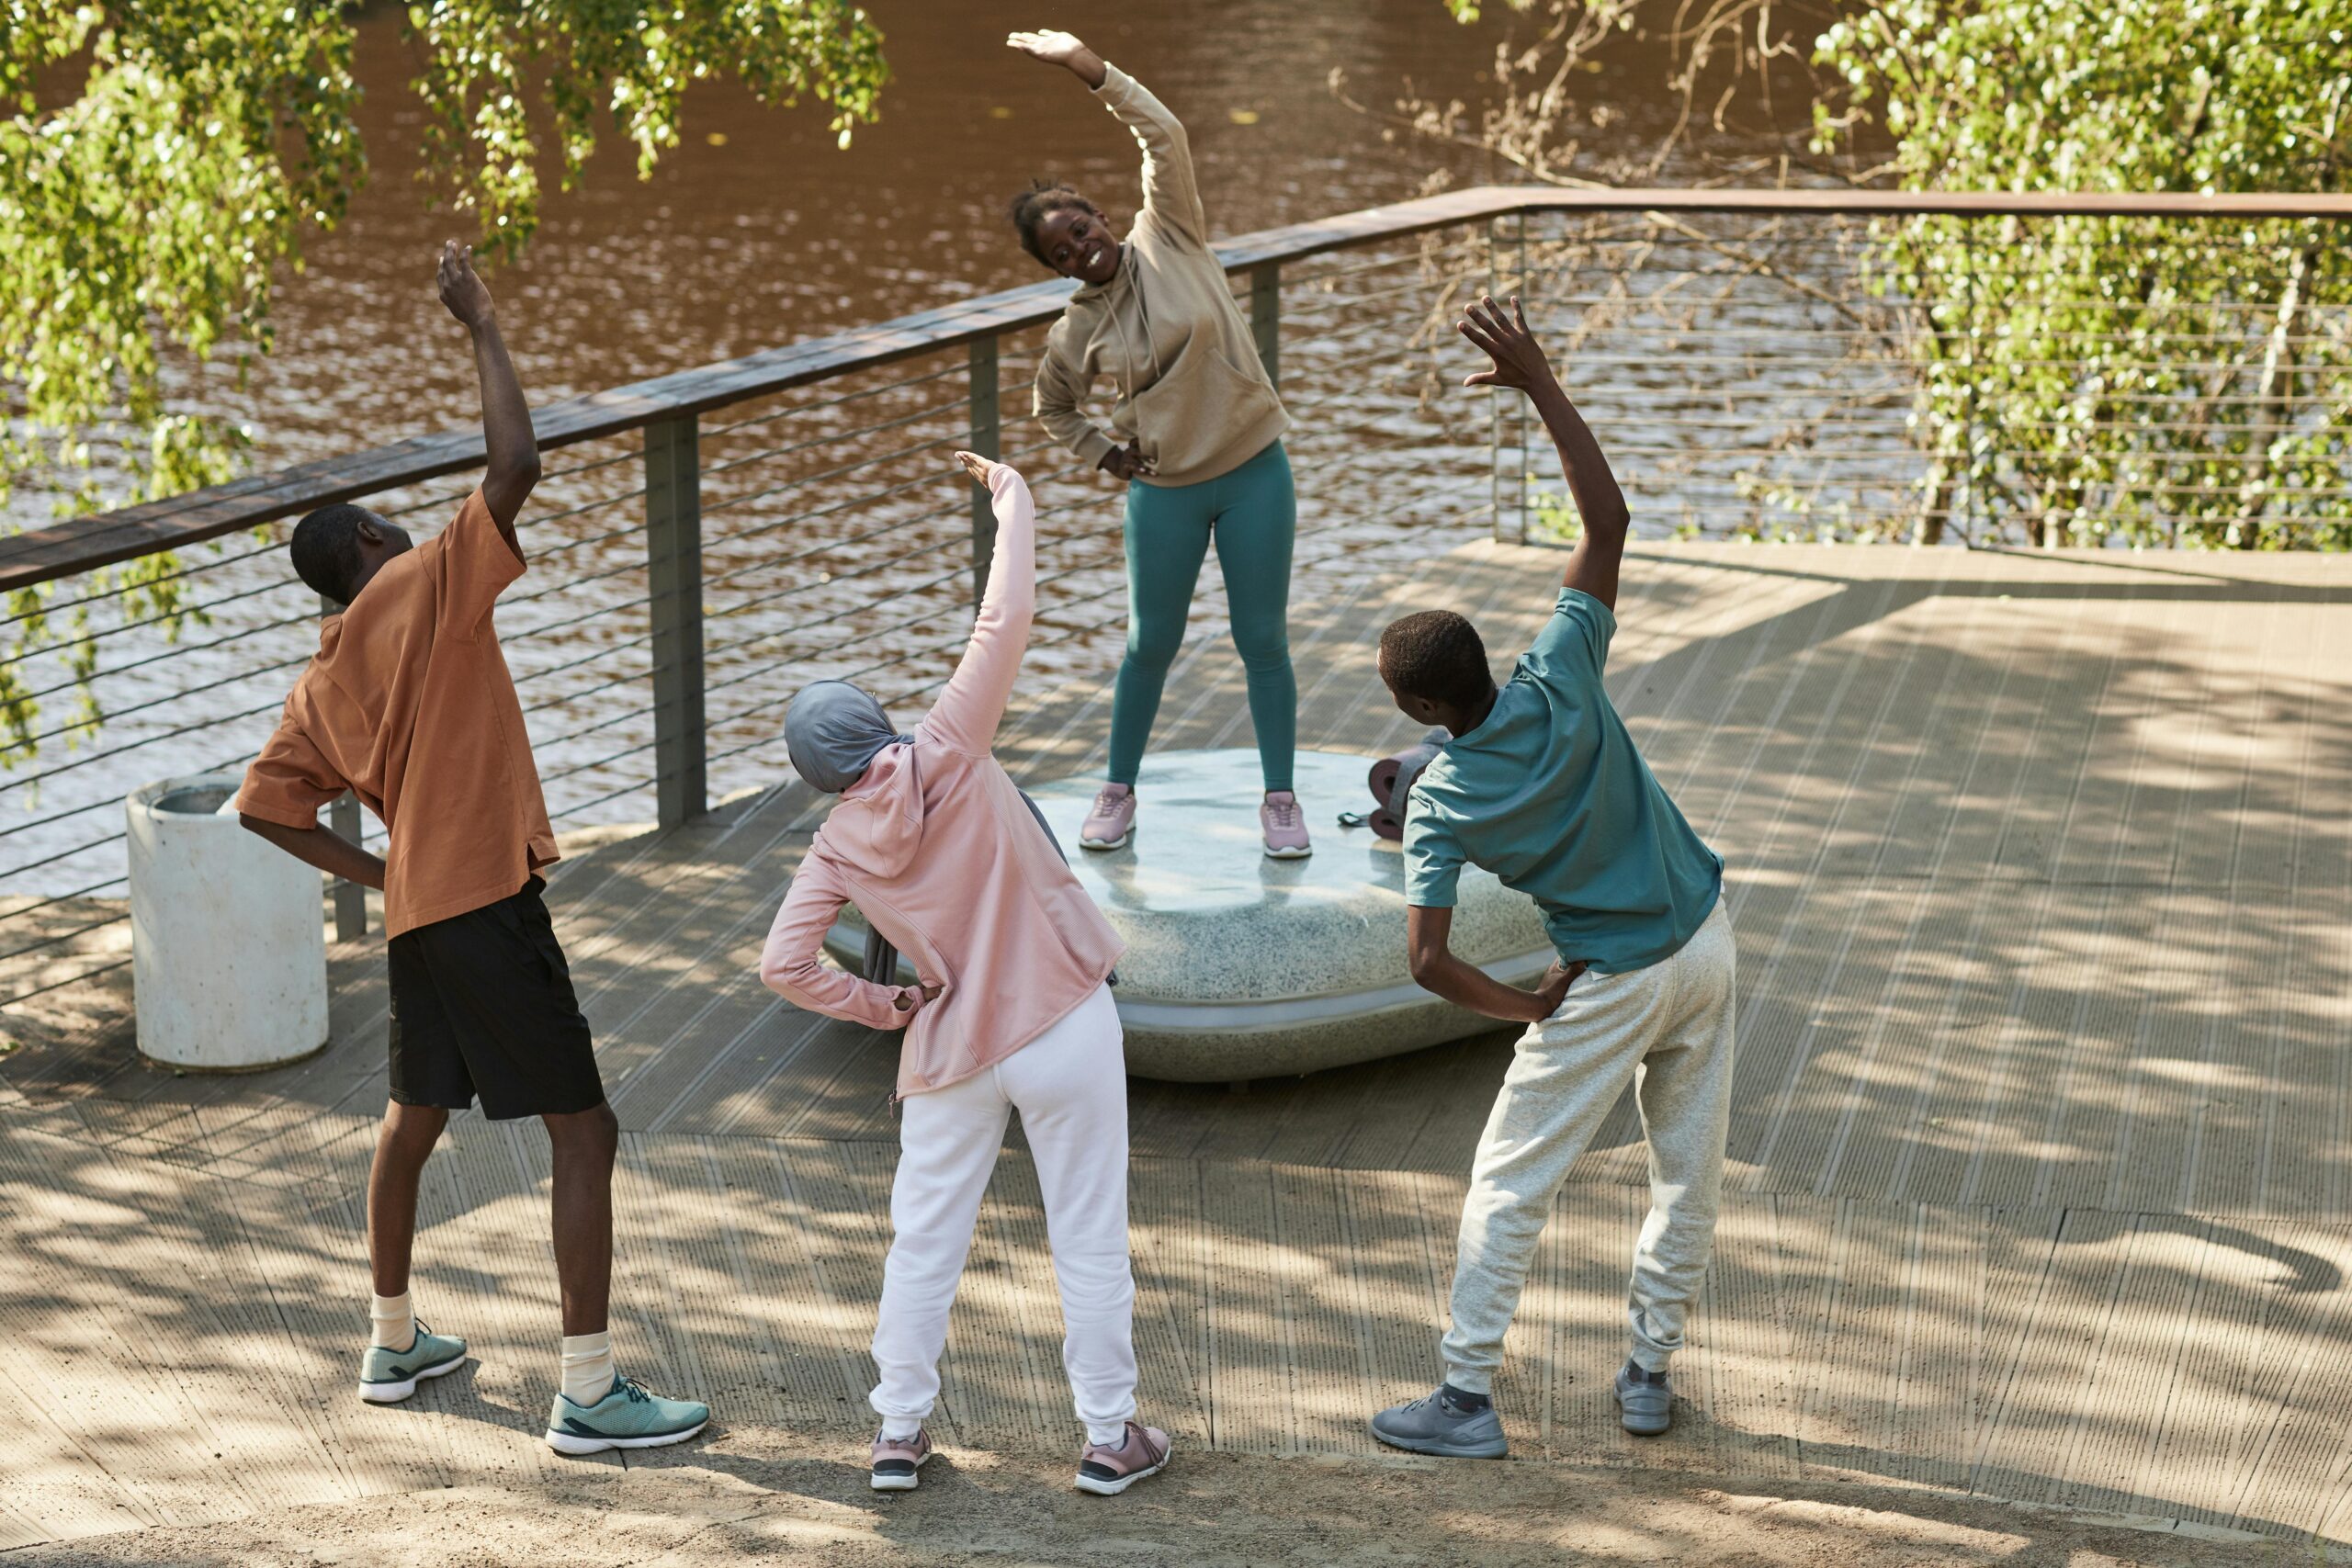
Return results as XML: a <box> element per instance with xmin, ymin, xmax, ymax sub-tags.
<box><xmin>1007</xmin><ymin>28</ymin><xmax>1091</xmax><ymax>66</ymax></box>
<box><xmin>436</xmin><ymin>240</ymin><xmax>494</xmax><ymax>331</ymax></box>
<box><xmin>1007</xmin><ymin>29</ymin><xmax>1106</xmax><ymax>87</ymax></box>
<box><xmin>1458</xmin><ymin>294</ymin><xmax>1554</xmax><ymax>394</ymax></box>
<box><xmin>954</xmin><ymin>449</ymin><xmax>1001</xmax><ymax>487</ymax></box>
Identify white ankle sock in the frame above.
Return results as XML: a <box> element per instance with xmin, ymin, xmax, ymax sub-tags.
<box><xmin>369</xmin><ymin>1292</ymin><xmax>413</xmax><ymax>1350</ymax></box>
<box><xmin>560</xmin><ymin>1331</ymin><xmax>616</xmax><ymax>1405</ymax></box>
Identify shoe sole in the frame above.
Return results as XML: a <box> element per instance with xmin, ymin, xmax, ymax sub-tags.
<box><xmin>1080</xmin><ymin>829</ymin><xmax>1132</xmax><ymax>852</ymax></box>
<box><xmin>870</xmin><ymin>1450</ymin><xmax>933</xmax><ymax>1492</ymax></box>
<box><xmin>1612</xmin><ymin>1386</ymin><xmax>1672</xmax><ymax>1437</ymax></box>
<box><xmin>1368</xmin><ymin>1420</ymin><xmax>1507</xmax><ymax>1460</ymax></box>
<box><xmin>1073</xmin><ymin>1438</ymin><xmax>1173</xmax><ymax>1495</ymax></box>
<box><xmin>545</xmin><ymin>1418</ymin><xmax>707</xmax><ymax>1456</ymax></box>
<box><xmin>1261</xmin><ymin>843</ymin><xmax>1312</xmax><ymax>860</ymax></box>
<box><xmin>357</xmin><ymin>1349</ymin><xmax>467</xmax><ymax>1404</ymax></box>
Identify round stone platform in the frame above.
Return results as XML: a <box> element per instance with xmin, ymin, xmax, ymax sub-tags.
<box><xmin>826</xmin><ymin>748</ymin><xmax>1551</xmax><ymax>1082</ymax></box>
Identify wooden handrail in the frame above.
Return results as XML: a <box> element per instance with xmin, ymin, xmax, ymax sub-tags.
<box><xmin>6</xmin><ymin>184</ymin><xmax>2349</xmax><ymax>593</ymax></box>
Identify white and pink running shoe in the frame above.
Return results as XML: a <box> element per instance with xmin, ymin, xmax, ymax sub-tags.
<box><xmin>1081</xmin><ymin>783</ymin><xmax>1136</xmax><ymax>851</ymax></box>
<box><xmin>869</xmin><ymin>1427</ymin><xmax>933</xmax><ymax>1491</ymax></box>
<box><xmin>1075</xmin><ymin>1421</ymin><xmax>1172</xmax><ymax>1495</ymax></box>
<box><xmin>1260</xmin><ymin>790</ymin><xmax>1311</xmax><ymax>859</ymax></box>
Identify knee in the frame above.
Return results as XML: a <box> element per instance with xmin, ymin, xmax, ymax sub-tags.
<box><xmin>382</xmin><ymin>1102</ymin><xmax>447</xmax><ymax>1152</ymax></box>
<box><xmin>1053</xmin><ymin>1257</ymin><xmax>1134</xmax><ymax>1309</ymax></box>
<box><xmin>1230</xmin><ymin>625</ymin><xmax>1291</xmax><ymax>674</ymax></box>
<box><xmin>545</xmin><ymin>1101</ymin><xmax>619</xmax><ymax>1161</ymax></box>
<box><xmin>1123</xmin><ymin>619</ymin><xmax>1183</xmax><ymax>672</ymax></box>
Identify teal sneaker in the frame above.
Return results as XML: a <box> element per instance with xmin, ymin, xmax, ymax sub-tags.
<box><xmin>358</xmin><ymin>1323</ymin><xmax>468</xmax><ymax>1404</ymax></box>
<box><xmin>545</xmin><ymin>1374</ymin><xmax>709</xmax><ymax>1455</ymax></box>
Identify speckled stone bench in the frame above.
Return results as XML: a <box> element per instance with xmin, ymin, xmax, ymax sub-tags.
<box><xmin>825</xmin><ymin>748</ymin><xmax>1550</xmax><ymax>1084</ymax></box>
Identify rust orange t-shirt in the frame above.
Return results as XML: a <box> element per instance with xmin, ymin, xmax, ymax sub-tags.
<box><xmin>235</xmin><ymin>491</ymin><xmax>560</xmax><ymax>937</ymax></box>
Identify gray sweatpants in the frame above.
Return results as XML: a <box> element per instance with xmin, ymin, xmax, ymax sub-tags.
<box><xmin>1442</xmin><ymin>899</ymin><xmax>1736</xmax><ymax>1392</ymax></box>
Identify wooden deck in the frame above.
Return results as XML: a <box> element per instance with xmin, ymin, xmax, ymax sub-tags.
<box><xmin>5</xmin><ymin>536</ymin><xmax>2352</xmax><ymax>1553</ymax></box>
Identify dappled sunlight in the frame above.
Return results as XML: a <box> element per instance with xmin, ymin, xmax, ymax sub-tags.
<box><xmin>5</xmin><ymin>539</ymin><xmax>2351</xmax><ymax>1552</ymax></box>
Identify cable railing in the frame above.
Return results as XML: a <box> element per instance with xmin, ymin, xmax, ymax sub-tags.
<box><xmin>1</xmin><ymin>186</ymin><xmax>2346</xmax><ymax>1013</ymax></box>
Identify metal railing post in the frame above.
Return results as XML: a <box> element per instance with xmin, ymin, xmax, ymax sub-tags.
<box><xmin>968</xmin><ymin>336</ymin><xmax>1001</xmax><ymax>605</ymax></box>
<box><xmin>317</xmin><ymin>592</ymin><xmax>368</xmax><ymax>941</ymax></box>
<box><xmin>1250</xmin><ymin>263</ymin><xmax>1281</xmax><ymax>386</ymax></box>
<box><xmin>644</xmin><ymin>414</ymin><xmax>707</xmax><ymax>829</ymax></box>
<box><xmin>1488</xmin><ymin>211</ymin><xmax>1529</xmax><ymax>544</ymax></box>
<box><xmin>328</xmin><ymin>794</ymin><xmax>366</xmax><ymax>940</ymax></box>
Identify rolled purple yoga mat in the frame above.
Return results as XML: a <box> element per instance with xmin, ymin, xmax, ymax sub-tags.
<box><xmin>1363</xmin><ymin>730</ymin><xmax>1450</xmax><ymax>841</ymax></box>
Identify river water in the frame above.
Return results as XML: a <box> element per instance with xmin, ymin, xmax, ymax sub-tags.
<box><xmin>5</xmin><ymin>0</ymin><xmax>1828</xmax><ymax>935</ymax></box>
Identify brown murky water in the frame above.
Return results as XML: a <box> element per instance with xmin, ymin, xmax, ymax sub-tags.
<box><xmin>5</xmin><ymin>0</ymin><xmax>1817</xmax><ymax>919</ymax></box>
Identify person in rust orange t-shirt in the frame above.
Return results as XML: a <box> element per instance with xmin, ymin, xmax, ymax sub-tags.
<box><xmin>234</xmin><ymin>242</ymin><xmax>707</xmax><ymax>1456</ymax></box>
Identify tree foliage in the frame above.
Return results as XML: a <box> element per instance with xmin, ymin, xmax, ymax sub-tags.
<box><xmin>1816</xmin><ymin>0</ymin><xmax>2352</xmax><ymax>547</ymax></box>
<box><xmin>0</xmin><ymin>0</ymin><xmax>887</xmax><ymax>762</ymax></box>
<box><xmin>1382</xmin><ymin>0</ymin><xmax>2350</xmax><ymax>550</ymax></box>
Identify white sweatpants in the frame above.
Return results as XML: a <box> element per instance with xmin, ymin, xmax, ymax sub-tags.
<box><xmin>869</xmin><ymin>983</ymin><xmax>1136</xmax><ymax>1446</ymax></box>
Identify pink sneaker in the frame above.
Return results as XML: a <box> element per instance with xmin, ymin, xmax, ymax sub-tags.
<box><xmin>869</xmin><ymin>1427</ymin><xmax>933</xmax><ymax>1491</ymax></box>
<box><xmin>1075</xmin><ymin>1421</ymin><xmax>1172</xmax><ymax>1495</ymax></box>
<box><xmin>1081</xmin><ymin>784</ymin><xmax>1136</xmax><ymax>851</ymax></box>
<box><xmin>1261</xmin><ymin>791</ymin><xmax>1311</xmax><ymax>859</ymax></box>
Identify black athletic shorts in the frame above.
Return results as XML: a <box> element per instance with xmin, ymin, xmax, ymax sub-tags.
<box><xmin>387</xmin><ymin>878</ymin><xmax>605</xmax><ymax>1121</ymax></box>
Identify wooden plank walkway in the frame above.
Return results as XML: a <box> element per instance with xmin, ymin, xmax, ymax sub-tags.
<box><xmin>5</xmin><ymin>537</ymin><xmax>2352</xmax><ymax>1553</ymax></box>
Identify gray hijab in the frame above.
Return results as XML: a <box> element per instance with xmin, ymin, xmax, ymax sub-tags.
<box><xmin>784</xmin><ymin>679</ymin><xmax>1094</xmax><ymax>988</ymax></box>
<box><xmin>785</xmin><ymin>681</ymin><xmax>909</xmax><ymax>795</ymax></box>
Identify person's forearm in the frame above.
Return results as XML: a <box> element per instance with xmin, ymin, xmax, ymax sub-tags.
<box><xmin>471</xmin><ymin>317</ymin><xmax>541</xmax><ymax>517</ymax></box>
<box><xmin>1413</xmin><ymin>948</ymin><xmax>1555</xmax><ymax>1023</ymax></box>
<box><xmin>240</xmin><ymin>816</ymin><xmax>387</xmax><ymax>890</ymax></box>
<box><xmin>1061</xmin><ymin>46</ymin><xmax>1108</xmax><ymax>89</ymax></box>
<box><xmin>1530</xmin><ymin>377</ymin><xmax>1628</xmax><ymax>542</ymax></box>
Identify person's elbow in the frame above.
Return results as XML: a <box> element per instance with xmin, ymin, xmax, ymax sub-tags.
<box><xmin>1406</xmin><ymin>941</ymin><xmax>1446</xmax><ymax>990</ymax></box>
<box><xmin>492</xmin><ymin>447</ymin><xmax>544</xmax><ymax>496</ymax></box>
<box><xmin>758</xmin><ymin>949</ymin><xmax>807</xmax><ymax>1003</ymax></box>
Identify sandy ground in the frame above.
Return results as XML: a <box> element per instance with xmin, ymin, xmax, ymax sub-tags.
<box><xmin>9</xmin><ymin>1434</ymin><xmax>2337</xmax><ymax>1568</ymax></box>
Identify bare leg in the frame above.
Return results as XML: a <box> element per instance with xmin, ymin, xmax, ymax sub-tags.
<box><xmin>544</xmin><ymin>1102</ymin><xmax>617</xmax><ymax>1337</ymax></box>
<box><xmin>368</xmin><ymin>1102</ymin><xmax>449</xmax><ymax>1297</ymax></box>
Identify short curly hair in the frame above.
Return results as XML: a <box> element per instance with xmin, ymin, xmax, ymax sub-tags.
<box><xmin>1378</xmin><ymin>609</ymin><xmax>1493</xmax><ymax>710</ymax></box>
<box><xmin>1006</xmin><ymin>178</ymin><xmax>1096</xmax><ymax>268</ymax></box>
<box><xmin>289</xmin><ymin>503</ymin><xmax>376</xmax><ymax>605</ymax></box>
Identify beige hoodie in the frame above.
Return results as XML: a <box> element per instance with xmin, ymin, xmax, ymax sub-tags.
<box><xmin>1032</xmin><ymin>64</ymin><xmax>1291</xmax><ymax>490</ymax></box>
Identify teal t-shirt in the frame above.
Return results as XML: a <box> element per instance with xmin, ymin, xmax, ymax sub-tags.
<box><xmin>1404</xmin><ymin>588</ymin><xmax>1723</xmax><ymax>974</ymax></box>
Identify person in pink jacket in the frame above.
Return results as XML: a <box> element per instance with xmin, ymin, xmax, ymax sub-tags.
<box><xmin>761</xmin><ymin>451</ymin><xmax>1171</xmax><ymax>1497</ymax></box>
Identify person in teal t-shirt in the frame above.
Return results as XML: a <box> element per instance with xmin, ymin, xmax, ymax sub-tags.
<box><xmin>1367</xmin><ymin>297</ymin><xmax>1737</xmax><ymax>1459</ymax></box>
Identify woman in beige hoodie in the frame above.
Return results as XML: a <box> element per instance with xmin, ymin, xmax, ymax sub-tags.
<box><xmin>1006</xmin><ymin>28</ymin><xmax>1310</xmax><ymax>861</ymax></box>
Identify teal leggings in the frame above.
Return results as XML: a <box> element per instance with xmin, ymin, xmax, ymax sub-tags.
<box><xmin>1109</xmin><ymin>440</ymin><xmax>1296</xmax><ymax>792</ymax></box>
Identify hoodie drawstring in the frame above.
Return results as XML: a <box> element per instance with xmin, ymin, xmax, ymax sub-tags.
<box><xmin>1105</xmin><ymin>248</ymin><xmax>1163</xmax><ymax>447</ymax></box>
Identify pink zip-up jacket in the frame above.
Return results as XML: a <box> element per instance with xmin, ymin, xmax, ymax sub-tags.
<box><xmin>759</xmin><ymin>465</ymin><xmax>1125</xmax><ymax>1097</ymax></box>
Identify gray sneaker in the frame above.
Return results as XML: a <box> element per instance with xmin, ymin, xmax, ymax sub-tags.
<box><xmin>1369</xmin><ymin>1385</ymin><xmax>1507</xmax><ymax>1458</ymax></box>
<box><xmin>1613</xmin><ymin>1359</ymin><xmax>1674</xmax><ymax>1435</ymax></box>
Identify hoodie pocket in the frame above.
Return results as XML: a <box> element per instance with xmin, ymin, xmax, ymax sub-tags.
<box><xmin>1128</xmin><ymin>350</ymin><xmax>1281</xmax><ymax>477</ymax></box>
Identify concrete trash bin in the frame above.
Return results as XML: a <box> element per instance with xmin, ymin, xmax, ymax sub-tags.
<box><xmin>127</xmin><ymin>774</ymin><xmax>330</xmax><ymax>1071</ymax></box>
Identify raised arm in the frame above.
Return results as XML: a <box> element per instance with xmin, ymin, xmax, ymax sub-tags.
<box><xmin>436</xmin><ymin>241</ymin><xmax>542</xmax><ymax>539</ymax></box>
<box><xmin>920</xmin><ymin>454</ymin><xmax>1036</xmax><ymax>754</ymax></box>
<box><xmin>1459</xmin><ymin>296</ymin><xmax>1629</xmax><ymax>610</ymax></box>
<box><xmin>1007</xmin><ymin>31</ymin><xmax>1208</xmax><ymax>243</ymax></box>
